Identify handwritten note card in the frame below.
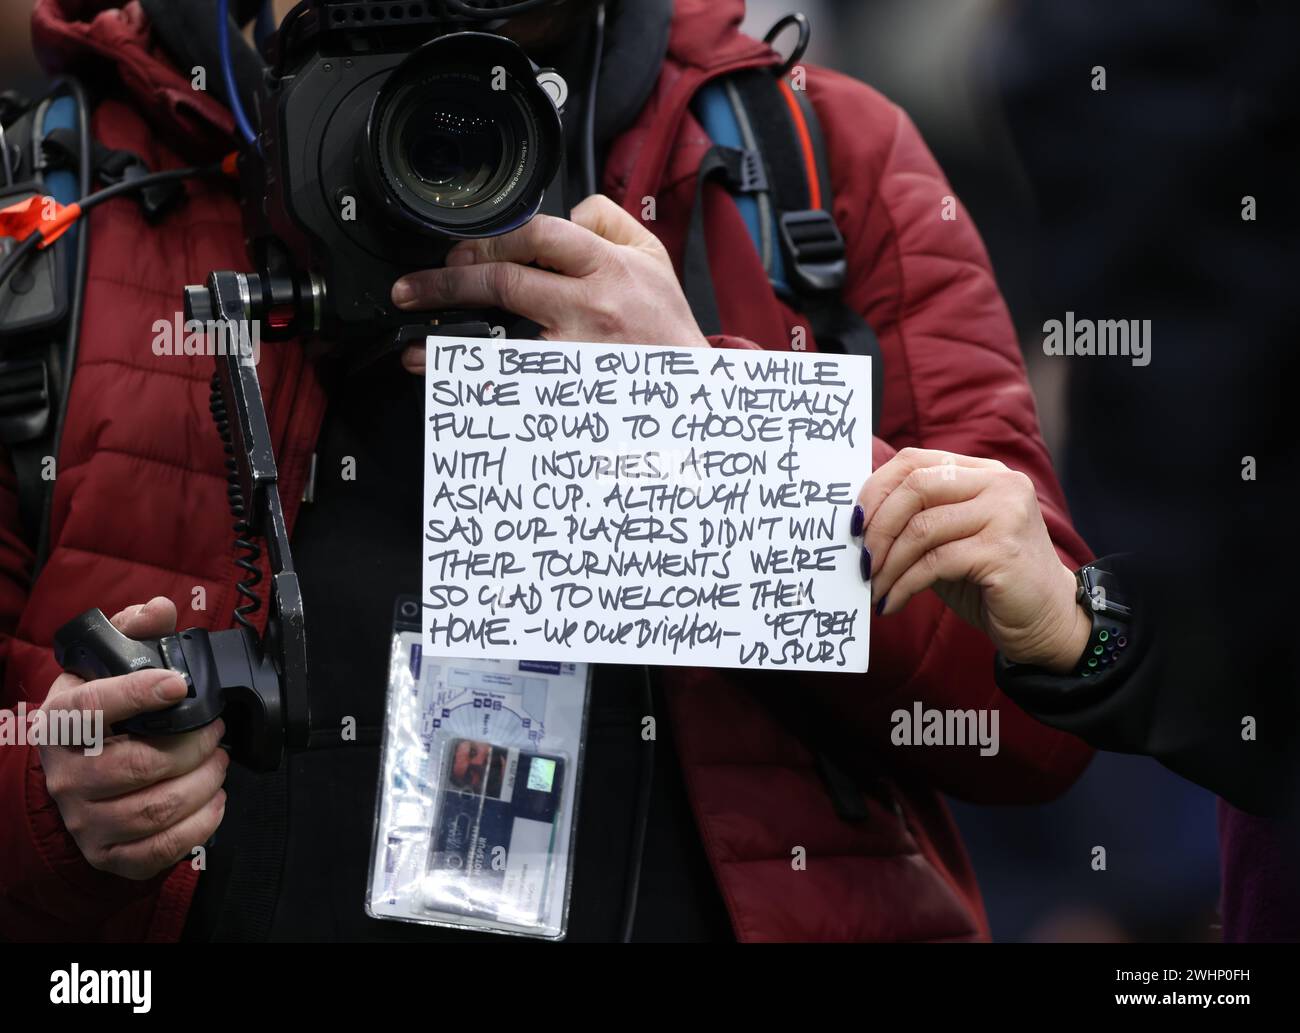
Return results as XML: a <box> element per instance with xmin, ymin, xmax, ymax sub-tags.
<box><xmin>422</xmin><ymin>338</ymin><xmax>871</xmax><ymax>672</ymax></box>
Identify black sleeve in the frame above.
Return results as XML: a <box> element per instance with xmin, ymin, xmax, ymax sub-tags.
<box><xmin>994</xmin><ymin>554</ymin><xmax>1295</xmax><ymax>817</ymax></box>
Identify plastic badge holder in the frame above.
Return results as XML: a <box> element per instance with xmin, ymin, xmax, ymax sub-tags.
<box><xmin>367</xmin><ymin>597</ymin><xmax>591</xmax><ymax>939</ymax></box>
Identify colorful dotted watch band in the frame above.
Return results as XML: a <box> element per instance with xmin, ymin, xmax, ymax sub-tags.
<box><xmin>1077</xmin><ymin>623</ymin><xmax>1129</xmax><ymax>678</ymax></box>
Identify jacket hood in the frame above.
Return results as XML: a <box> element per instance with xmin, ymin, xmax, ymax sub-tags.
<box><xmin>667</xmin><ymin>0</ymin><xmax>769</xmax><ymax>69</ymax></box>
<box><xmin>32</xmin><ymin>0</ymin><xmax>238</xmax><ymax>159</ymax></box>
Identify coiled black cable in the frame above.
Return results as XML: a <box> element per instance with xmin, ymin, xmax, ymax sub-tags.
<box><xmin>209</xmin><ymin>371</ymin><xmax>263</xmax><ymax>631</ymax></box>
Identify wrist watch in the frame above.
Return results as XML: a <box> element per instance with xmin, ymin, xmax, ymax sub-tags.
<box><xmin>1073</xmin><ymin>564</ymin><xmax>1133</xmax><ymax>678</ymax></box>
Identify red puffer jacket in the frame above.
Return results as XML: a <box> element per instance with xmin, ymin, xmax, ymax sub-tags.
<box><xmin>0</xmin><ymin>0</ymin><xmax>1092</xmax><ymax>942</ymax></box>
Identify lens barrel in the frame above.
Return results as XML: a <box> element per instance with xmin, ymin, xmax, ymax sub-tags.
<box><xmin>365</xmin><ymin>33</ymin><xmax>562</xmax><ymax>238</ymax></box>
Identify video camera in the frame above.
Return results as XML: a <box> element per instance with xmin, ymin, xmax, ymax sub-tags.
<box><xmin>238</xmin><ymin>0</ymin><xmax>570</xmax><ymax>354</ymax></box>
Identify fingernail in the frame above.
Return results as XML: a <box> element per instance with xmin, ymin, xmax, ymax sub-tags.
<box><xmin>860</xmin><ymin>545</ymin><xmax>873</xmax><ymax>582</ymax></box>
<box><xmin>391</xmin><ymin>280</ymin><xmax>415</xmax><ymax>306</ymax></box>
<box><xmin>155</xmin><ymin>673</ymin><xmax>188</xmax><ymax>702</ymax></box>
<box><xmin>850</xmin><ymin>504</ymin><xmax>865</xmax><ymax>537</ymax></box>
<box><xmin>875</xmin><ymin>594</ymin><xmax>889</xmax><ymax>617</ymax></box>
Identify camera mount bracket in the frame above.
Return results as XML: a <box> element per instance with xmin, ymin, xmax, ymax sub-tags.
<box><xmin>52</xmin><ymin>266</ymin><xmax>502</xmax><ymax>769</ymax></box>
<box><xmin>53</xmin><ymin>271</ymin><xmax>311</xmax><ymax>770</ymax></box>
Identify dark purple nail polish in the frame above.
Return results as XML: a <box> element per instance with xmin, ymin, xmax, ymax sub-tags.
<box><xmin>875</xmin><ymin>594</ymin><xmax>889</xmax><ymax>617</ymax></box>
<box><xmin>860</xmin><ymin>545</ymin><xmax>872</xmax><ymax>582</ymax></box>
<box><xmin>850</xmin><ymin>504</ymin><xmax>865</xmax><ymax>537</ymax></box>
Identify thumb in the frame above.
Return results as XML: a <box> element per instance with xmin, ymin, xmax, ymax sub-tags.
<box><xmin>109</xmin><ymin>596</ymin><xmax>179</xmax><ymax>641</ymax></box>
<box><xmin>401</xmin><ymin>342</ymin><xmax>427</xmax><ymax>376</ymax></box>
<box><xmin>56</xmin><ymin>667</ymin><xmax>190</xmax><ymax>729</ymax></box>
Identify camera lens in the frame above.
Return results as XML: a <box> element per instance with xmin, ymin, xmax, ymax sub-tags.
<box><xmin>367</xmin><ymin>35</ymin><xmax>561</xmax><ymax>237</ymax></box>
<box><xmin>384</xmin><ymin>79</ymin><xmax>519</xmax><ymax>211</ymax></box>
<box><xmin>405</xmin><ymin>105</ymin><xmax>500</xmax><ymax>203</ymax></box>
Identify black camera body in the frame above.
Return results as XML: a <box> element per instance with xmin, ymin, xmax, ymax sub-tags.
<box><xmin>243</xmin><ymin>2</ymin><xmax>568</xmax><ymax>344</ymax></box>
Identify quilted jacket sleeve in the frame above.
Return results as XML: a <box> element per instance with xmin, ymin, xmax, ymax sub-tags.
<box><xmin>0</xmin><ymin>451</ymin><xmax>167</xmax><ymax>939</ymax></box>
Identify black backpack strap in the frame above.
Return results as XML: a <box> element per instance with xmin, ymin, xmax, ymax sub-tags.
<box><xmin>40</xmin><ymin>128</ymin><xmax>187</xmax><ymax>222</ymax></box>
<box><xmin>2</xmin><ymin>79</ymin><xmax>189</xmax><ymax>569</ymax></box>
<box><xmin>1</xmin><ymin>80</ymin><xmax>92</xmax><ymax>567</ymax></box>
<box><xmin>190</xmin><ymin>762</ymin><xmax>289</xmax><ymax>942</ymax></box>
<box><xmin>683</xmin><ymin>143</ymin><xmax>769</xmax><ymax>337</ymax></box>
<box><xmin>683</xmin><ymin>68</ymin><xmax>884</xmax><ymax>433</ymax></box>
<box><xmin>684</xmin><ymin>65</ymin><xmax>892</xmax><ymax>821</ymax></box>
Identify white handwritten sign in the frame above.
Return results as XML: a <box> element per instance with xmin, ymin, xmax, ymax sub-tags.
<box><xmin>422</xmin><ymin>338</ymin><xmax>872</xmax><ymax>672</ymax></box>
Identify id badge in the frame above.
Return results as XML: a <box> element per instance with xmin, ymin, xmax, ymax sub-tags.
<box><xmin>366</xmin><ymin>596</ymin><xmax>591</xmax><ymax>939</ymax></box>
<box><xmin>423</xmin><ymin>741</ymin><xmax>566</xmax><ymax>925</ymax></box>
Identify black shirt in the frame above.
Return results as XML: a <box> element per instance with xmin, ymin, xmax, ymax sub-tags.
<box><xmin>184</xmin><ymin>354</ymin><xmax>733</xmax><ymax>941</ymax></box>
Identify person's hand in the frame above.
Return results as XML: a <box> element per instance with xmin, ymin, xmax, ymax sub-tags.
<box><xmin>857</xmin><ymin>448</ymin><xmax>1090</xmax><ymax>673</ymax></box>
<box><xmin>38</xmin><ymin>597</ymin><xmax>229</xmax><ymax>880</ymax></box>
<box><xmin>391</xmin><ymin>194</ymin><xmax>709</xmax><ymax>374</ymax></box>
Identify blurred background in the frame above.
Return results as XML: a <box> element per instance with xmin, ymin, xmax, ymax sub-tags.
<box><xmin>2</xmin><ymin>2</ymin><xmax>44</xmax><ymax>97</ymax></box>
<box><xmin>734</xmin><ymin>0</ymin><xmax>1296</xmax><ymax>943</ymax></box>
<box><xmin>7</xmin><ymin>0</ymin><xmax>1293</xmax><ymax>941</ymax></box>
<box><xmin>739</xmin><ymin>0</ymin><xmax>1224</xmax><ymax>944</ymax></box>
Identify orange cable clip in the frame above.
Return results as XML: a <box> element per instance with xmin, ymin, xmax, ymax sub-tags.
<box><xmin>0</xmin><ymin>194</ymin><xmax>84</xmax><ymax>249</ymax></box>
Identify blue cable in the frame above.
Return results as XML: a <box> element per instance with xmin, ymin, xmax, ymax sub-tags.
<box><xmin>217</xmin><ymin>0</ymin><xmax>258</xmax><ymax>147</ymax></box>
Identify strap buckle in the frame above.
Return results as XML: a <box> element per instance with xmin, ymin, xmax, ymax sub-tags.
<box><xmin>0</xmin><ymin>354</ymin><xmax>51</xmax><ymax>444</ymax></box>
<box><xmin>778</xmin><ymin>209</ymin><xmax>847</xmax><ymax>294</ymax></box>
<box><xmin>712</xmin><ymin>146</ymin><xmax>769</xmax><ymax>194</ymax></box>
<box><xmin>733</xmin><ymin>148</ymin><xmax>769</xmax><ymax>194</ymax></box>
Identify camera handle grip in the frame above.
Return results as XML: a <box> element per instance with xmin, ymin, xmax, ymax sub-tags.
<box><xmin>53</xmin><ymin>607</ymin><xmax>285</xmax><ymax>770</ymax></box>
<box><xmin>53</xmin><ymin>607</ymin><xmax>168</xmax><ymax>682</ymax></box>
